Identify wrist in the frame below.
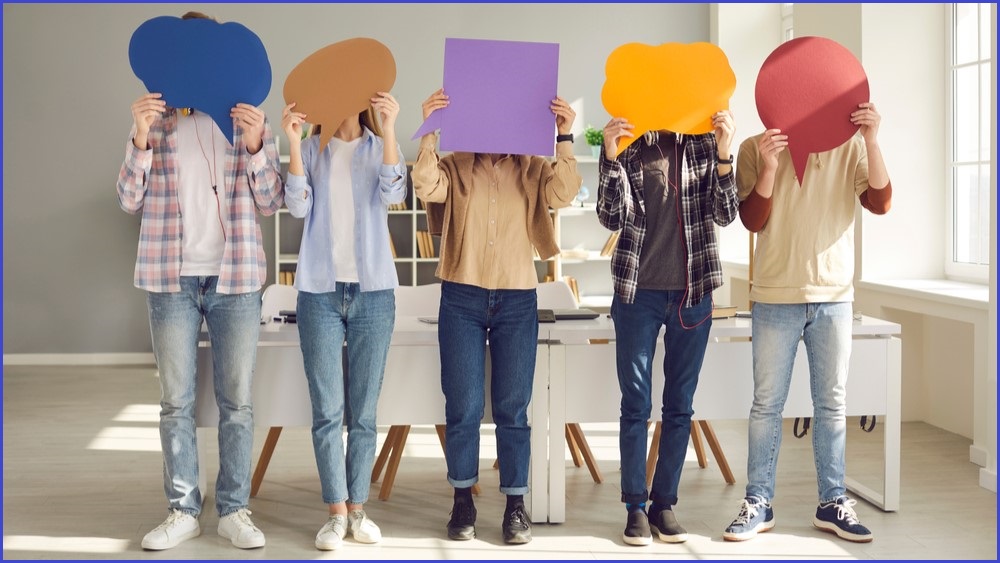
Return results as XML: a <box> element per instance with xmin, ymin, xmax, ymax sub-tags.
<box><xmin>717</xmin><ymin>154</ymin><xmax>733</xmax><ymax>165</ymax></box>
<box><xmin>556</xmin><ymin>133</ymin><xmax>574</xmax><ymax>143</ymax></box>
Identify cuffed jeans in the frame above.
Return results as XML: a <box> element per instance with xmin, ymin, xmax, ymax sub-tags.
<box><xmin>746</xmin><ymin>302</ymin><xmax>852</xmax><ymax>503</ymax></box>
<box><xmin>147</xmin><ymin>276</ymin><xmax>261</xmax><ymax>517</ymax></box>
<box><xmin>438</xmin><ymin>281</ymin><xmax>537</xmax><ymax>495</ymax></box>
<box><xmin>612</xmin><ymin>289</ymin><xmax>712</xmax><ymax>506</ymax></box>
<box><xmin>297</xmin><ymin>283</ymin><xmax>395</xmax><ymax>505</ymax></box>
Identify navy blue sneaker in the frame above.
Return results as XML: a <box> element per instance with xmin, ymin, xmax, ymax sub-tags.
<box><xmin>813</xmin><ymin>497</ymin><xmax>873</xmax><ymax>543</ymax></box>
<box><xmin>723</xmin><ymin>496</ymin><xmax>775</xmax><ymax>541</ymax></box>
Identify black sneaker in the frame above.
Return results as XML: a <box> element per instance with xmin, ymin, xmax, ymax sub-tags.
<box><xmin>649</xmin><ymin>507</ymin><xmax>688</xmax><ymax>543</ymax></box>
<box><xmin>501</xmin><ymin>502</ymin><xmax>531</xmax><ymax>544</ymax></box>
<box><xmin>447</xmin><ymin>497</ymin><xmax>477</xmax><ymax>541</ymax></box>
<box><xmin>622</xmin><ymin>510</ymin><xmax>652</xmax><ymax>546</ymax></box>
<box><xmin>813</xmin><ymin>497</ymin><xmax>873</xmax><ymax>543</ymax></box>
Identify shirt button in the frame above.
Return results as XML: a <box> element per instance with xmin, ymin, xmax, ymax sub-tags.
<box><xmin>489</xmin><ymin>241</ymin><xmax>494</xmax><ymax>246</ymax></box>
<box><xmin>491</xmin><ymin>199</ymin><xmax>496</xmax><ymax>203</ymax></box>
<box><xmin>490</xmin><ymin>219</ymin><xmax>495</xmax><ymax>224</ymax></box>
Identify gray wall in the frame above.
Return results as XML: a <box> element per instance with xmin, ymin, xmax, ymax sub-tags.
<box><xmin>2</xmin><ymin>3</ymin><xmax>708</xmax><ymax>354</ymax></box>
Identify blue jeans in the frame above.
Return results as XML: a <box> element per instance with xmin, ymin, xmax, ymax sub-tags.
<box><xmin>297</xmin><ymin>283</ymin><xmax>395</xmax><ymax>505</ymax></box>
<box><xmin>746</xmin><ymin>302</ymin><xmax>852</xmax><ymax>503</ymax></box>
<box><xmin>147</xmin><ymin>276</ymin><xmax>261</xmax><ymax>517</ymax></box>
<box><xmin>612</xmin><ymin>289</ymin><xmax>712</xmax><ymax>506</ymax></box>
<box><xmin>438</xmin><ymin>281</ymin><xmax>538</xmax><ymax>495</ymax></box>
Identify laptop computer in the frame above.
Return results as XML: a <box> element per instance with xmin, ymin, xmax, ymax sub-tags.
<box><xmin>538</xmin><ymin>308</ymin><xmax>601</xmax><ymax>323</ymax></box>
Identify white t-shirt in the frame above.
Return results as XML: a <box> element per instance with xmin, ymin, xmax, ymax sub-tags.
<box><xmin>176</xmin><ymin>111</ymin><xmax>227</xmax><ymax>276</ymax></box>
<box><xmin>328</xmin><ymin>136</ymin><xmax>362</xmax><ymax>283</ymax></box>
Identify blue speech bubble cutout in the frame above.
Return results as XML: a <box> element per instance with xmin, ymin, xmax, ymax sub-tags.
<box><xmin>129</xmin><ymin>16</ymin><xmax>271</xmax><ymax>144</ymax></box>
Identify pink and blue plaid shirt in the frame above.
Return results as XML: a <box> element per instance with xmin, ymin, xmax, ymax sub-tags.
<box><xmin>116</xmin><ymin>108</ymin><xmax>283</xmax><ymax>294</ymax></box>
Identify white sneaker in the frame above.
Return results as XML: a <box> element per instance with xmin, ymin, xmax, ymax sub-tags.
<box><xmin>316</xmin><ymin>514</ymin><xmax>348</xmax><ymax>550</ymax></box>
<box><xmin>217</xmin><ymin>508</ymin><xmax>265</xmax><ymax>549</ymax></box>
<box><xmin>348</xmin><ymin>509</ymin><xmax>382</xmax><ymax>544</ymax></box>
<box><xmin>141</xmin><ymin>509</ymin><xmax>201</xmax><ymax>550</ymax></box>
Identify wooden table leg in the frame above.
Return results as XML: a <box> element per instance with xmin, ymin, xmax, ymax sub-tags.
<box><xmin>690</xmin><ymin>420</ymin><xmax>708</xmax><ymax>468</ymax></box>
<box><xmin>251</xmin><ymin>427</ymin><xmax>282</xmax><ymax>498</ymax></box>
<box><xmin>378</xmin><ymin>425</ymin><xmax>411</xmax><ymax>501</ymax></box>
<box><xmin>567</xmin><ymin>423</ymin><xmax>603</xmax><ymax>484</ymax></box>
<box><xmin>372</xmin><ymin>425</ymin><xmax>403</xmax><ymax>482</ymax></box>
<box><xmin>698</xmin><ymin>420</ymin><xmax>736</xmax><ymax>484</ymax></box>
<box><xmin>565</xmin><ymin>424</ymin><xmax>583</xmax><ymax>467</ymax></box>
<box><xmin>645</xmin><ymin>422</ymin><xmax>661</xmax><ymax>490</ymax></box>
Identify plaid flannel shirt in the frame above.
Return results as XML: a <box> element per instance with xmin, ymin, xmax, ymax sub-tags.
<box><xmin>596</xmin><ymin>132</ymin><xmax>739</xmax><ymax>306</ymax></box>
<box><xmin>116</xmin><ymin>108</ymin><xmax>283</xmax><ymax>294</ymax></box>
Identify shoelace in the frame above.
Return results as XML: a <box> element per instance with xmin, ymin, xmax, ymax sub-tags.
<box><xmin>834</xmin><ymin>499</ymin><xmax>860</xmax><ymax>525</ymax></box>
<box><xmin>152</xmin><ymin>510</ymin><xmax>187</xmax><ymax>531</ymax></box>
<box><xmin>321</xmin><ymin>516</ymin><xmax>344</xmax><ymax>535</ymax></box>
<box><xmin>451</xmin><ymin>502</ymin><xmax>476</xmax><ymax>524</ymax></box>
<box><xmin>732</xmin><ymin>499</ymin><xmax>760</xmax><ymax>526</ymax></box>
<box><xmin>232</xmin><ymin>509</ymin><xmax>259</xmax><ymax>531</ymax></box>
<box><xmin>506</xmin><ymin>507</ymin><xmax>528</xmax><ymax>529</ymax></box>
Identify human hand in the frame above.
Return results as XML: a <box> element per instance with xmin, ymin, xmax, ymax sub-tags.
<box><xmin>851</xmin><ymin>102</ymin><xmax>880</xmax><ymax>144</ymax></box>
<box><xmin>550</xmin><ymin>96</ymin><xmax>576</xmax><ymax>135</ymax></box>
<box><xmin>603</xmin><ymin>117</ymin><xmax>634</xmax><ymax>159</ymax></box>
<box><xmin>422</xmin><ymin>88</ymin><xmax>449</xmax><ymax>120</ymax></box>
<box><xmin>131</xmin><ymin>93</ymin><xmax>165</xmax><ymax>148</ymax></box>
<box><xmin>231</xmin><ymin>103</ymin><xmax>266</xmax><ymax>153</ymax></box>
<box><xmin>758</xmin><ymin>129</ymin><xmax>788</xmax><ymax>172</ymax></box>
<box><xmin>371</xmin><ymin>92</ymin><xmax>400</xmax><ymax>133</ymax></box>
<box><xmin>712</xmin><ymin>110</ymin><xmax>735</xmax><ymax>158</ymax></box>
<box><xmin>281</xmin><ymin>102</ymin><xmax>306</xmax><ymax>146</ymax></box>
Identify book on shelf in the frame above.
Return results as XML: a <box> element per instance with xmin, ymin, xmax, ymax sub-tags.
<box><xmin>424</xmin><ymin>231</ymin><xmax>436</xmax><ymax>258</ymax></box>
<box><xmin>711</xmin><ymin>305</ymin><xmax>738</xmax><ymax>319</ymax></box>
<box><xmin>416</xmin><ymin>230</ymin><xmax>436</xmax><ymax>258</ymax></box>
<box><xmin>600</xmin><ymin>230</ymin><xmax>621</xmax><ymax>257</ymax></box>
<box><xmin>389</xmin><ymin>235</ymin><xmax>397</xmax><ymax>258</ymax></box>
<box><xmin>279</xmin><ymin>271</ymin><xmax>296</xmax><ymax>286</ymax></box>
<box><xmin>562</xmin><ymin>275</ymin><xmax>580</xmax><ymax>303</ymax></box>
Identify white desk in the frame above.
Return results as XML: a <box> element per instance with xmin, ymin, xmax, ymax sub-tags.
<box><xmin>195</xmin><ymin>318</ymin><xmax>551</xmax><ymax>521</ymax></box>
<box><xmin>544</xmin><ymin>315</ymin><xmax>901</xmax><ymax>523</ymax></box>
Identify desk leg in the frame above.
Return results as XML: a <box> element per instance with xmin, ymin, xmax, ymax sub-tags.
<box><xmin>548</xmin><ymin>343</ymin><xmax>566</xmax><ymax>524</ymax></box>
<box><xmin>529</xmin><ymin>344</ymin><xmax>549</xmax><ymax>523</ymax></box>
<box><xmin>845</xmin><ymin>337</ymin><xmax>901</xmax><ymax>512</ymax></box>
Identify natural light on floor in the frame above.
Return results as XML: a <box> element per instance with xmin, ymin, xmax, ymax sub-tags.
<box><xmin>2</xmin><ymin>536</ymin><xmax>129</xmax><ymax>554</ymax></box>
<box><xmin>112</xmin><ymin>403</ymin><xmax>160</xmax><ymax>423</ymax></box>
<box><xmin>86</xmin><ymin>426</ymin><xmax>160</xmax><ymax>451</ymax></box>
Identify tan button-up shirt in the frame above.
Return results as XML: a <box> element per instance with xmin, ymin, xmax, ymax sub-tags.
<box><xmin>412</xmin><ymin>134</ymin><xmax>581</xmax><ymax>289</ymax></box>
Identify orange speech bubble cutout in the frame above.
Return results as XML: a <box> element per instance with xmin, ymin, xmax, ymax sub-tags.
<box><xmin>601</xmin><ymin>42</ymin><xmax>735</xmax><ymax>156</ymax></box>
<box><xmin>755</xmin><ymin>36</ymin><xmax>869</xmax><ymax>185</ymax></box>
<box><xmin>283</xmin><ymin>38</ymin><xmax>396</xmax><ymax>149</ymax></box>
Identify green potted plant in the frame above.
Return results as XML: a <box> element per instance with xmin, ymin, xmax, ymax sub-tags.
<box><xmin>584</xmin><ymin>125</ymin><xmax>603</xmax><ymax>158</ymax></box>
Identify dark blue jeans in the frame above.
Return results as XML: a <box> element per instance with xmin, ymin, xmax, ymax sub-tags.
<box><xmin>612</xmin><ymin>289</ymin><xmax>712</xmax><ymax>506</ymax></box>
<box><xmin>438</xmin><ymin>281</ymin><xmax>538</xmax><ymax>495</ymax></box>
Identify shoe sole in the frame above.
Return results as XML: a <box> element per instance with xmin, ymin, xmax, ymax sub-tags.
<box><xmin>503</xmin><ymin>531</ymin><xmax>532</xmax><ymax>545</ymax></box>
<box><xmin>448</xmin><ymin>527</ymin><xmax>476</xmax><ymax>541</ymax></box>
<box><xmin>812</xmin><ymin>518</ymin><xmax>873</xmax><ymax>543</ymax></box>
<box><xmin>622</xmin><ymin>533</ymin><xmax>653</xmax><ymax>546</ymax></box>
<box><xmin>218</xmin><ymin>528</ymin><xmax>265</xmax><ymax>549</ymax></box>
<box><xmin>722</xmin><ymin>519</ymin><xmax>775</xmax><ymax>542</ymax></box>
<box><xmin>650</xmin><ymin>524</ymin><xmax>688</xmax><ymax>543</ymax></box>
<box><xmin>141</xmin><ymin>526</ymin><xmax>201</xmax><ymax>550</ymax></box>
<box><xmin>315</xmin><ymin>538</ymin><xmax>343</xmax><ymax>551</ymax></box>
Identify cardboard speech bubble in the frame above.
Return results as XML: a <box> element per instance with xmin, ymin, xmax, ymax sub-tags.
<box><xmin>601</xmin><ymin>42</ymin><xmax>735</xmax><ymax>156</ymax></box>
<box><xmin>412</xmin><ymin>38</ymin><xmax>559</xmax><ymax>156</ymax></box>
<box><xmin>755</xmin><ymin>36</ymin><xmax>869</xmax><ymax>184</ymax></box>
<box><xmin>128</xmin><ymin>16</ymin><xmax>271</xmax><ymax>145</ymax></box>
<box><xmin>284</xmin><ymin>38</ymin><xmax>396</xmax><ymax>150</ymax></box>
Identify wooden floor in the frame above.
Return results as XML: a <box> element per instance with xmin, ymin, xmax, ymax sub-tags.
<box><xmin>3</xmin><ymin>365</ymin><xmax>996</xmax><ymax>560</ymax></box>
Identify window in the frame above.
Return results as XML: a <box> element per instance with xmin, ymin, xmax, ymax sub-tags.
<box><xmin>947</xmin><ymin>3</ymin><xmax>993</xmax><ymax>281</ymax></box>
<box><xmin>781</xmin><ymin>3</ymin><xmax>794</xmax><ymax>42</ymax></box>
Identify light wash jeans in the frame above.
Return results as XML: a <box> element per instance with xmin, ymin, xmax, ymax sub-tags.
<box><xmin>297</xmin><ymin>283</ymin><xmax>395</xmax><ymax>505</ymax></box>
<box><xmin>746</xmin><ymin>302</ymin><xmax>853</xmax><ymax>503</ymax></box>
<box><xmin>438</xmin><ymin>281</ymin><xmax>538</xmax><ymax>496</ymax></box>
<box><xmin>612</xmin><ymin>290</ymin><xmax>712</xmax><ymax>506</ymax></box>
<box><xmin>147</xmin><ymin>276</ymin><xmax>261</xmax><ymax>517</ymax></box>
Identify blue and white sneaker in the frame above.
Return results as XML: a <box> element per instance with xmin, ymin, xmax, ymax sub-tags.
<box><xmin>723</xmin><ymin>496</ymin><xmax>775</xmax><ymax>541</ymax></box>
<box><xmin>813</xmin><ymin>497</ymin><xmax>873</xmax><ymax>543</ymax></box>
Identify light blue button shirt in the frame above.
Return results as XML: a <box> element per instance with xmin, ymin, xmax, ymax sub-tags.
<box><xmin>285</xmin><ymin>127</ymin><xmax>407</xmax><ymax>293</ymax></box>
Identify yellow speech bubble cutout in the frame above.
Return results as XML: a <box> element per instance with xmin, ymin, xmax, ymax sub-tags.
<box><xmin>601</xmin><ymin>42</ymin><xmax>736</xmax><ymax>156</ymax></box>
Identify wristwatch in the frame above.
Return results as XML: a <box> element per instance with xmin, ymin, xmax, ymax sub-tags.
<box><xmin>556</xmin><ymin>133</ymin><xmax>574</xmax><ymax>143</ymax></box>
<box><xmin>717</xmin><ymin>155</ymin><xmax>734</xmax><ymax>164</ymax></box>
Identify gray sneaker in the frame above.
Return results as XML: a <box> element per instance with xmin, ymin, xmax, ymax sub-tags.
<box><xmin>315</xmin><ymin>514</ymin><xmax>348</xmax><ymax>551</ymax></box>
<box><xmin>723</xmin><ymin>496</ymin><xmax>775</xmax><ymax>541</ymax></box>
<box><xmin>649</xmin><ymin>507</ymin><xmax>688</xmax><ymax>543</ymax></box>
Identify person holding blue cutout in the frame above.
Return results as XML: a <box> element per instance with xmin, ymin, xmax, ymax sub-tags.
<box><xmin>412</xmin><ymin>88</ymin><xmax>581</xmax><ymax>545</ymax></box>
<box><xmin>282</xmin><ymin>85</ymin><xmax>406</xmax><ymax>550</ymax></box>
<box><xmin>117</xmin><ymin>11</ymin><xmax>282</xmax><ymax>552</ymax></box>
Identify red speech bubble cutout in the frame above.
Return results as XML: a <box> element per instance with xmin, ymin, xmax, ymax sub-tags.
<box><xmin>602</xmin><ymin>42</ymin><xmax>736</xmax><ymax>156</ymax></box>
<box><xmin>284</xmin><ymin>38</ymin><xmax>396</xmax><ymax>150</ymax></box>
<box><xmin>755</xmin><ymin>36</ymin><xmax>869</xmax><ymax>185</ymax></box>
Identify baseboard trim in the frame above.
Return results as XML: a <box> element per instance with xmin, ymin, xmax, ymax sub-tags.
<box><xmin>3</xmin><ymin>353</ymin><xmax>155</xmax><ymax>366</ymax></box>
<box><xmin>980</xmin><ymin>468</ymin><xmax>997</xmax><ymax>492</ymax></box>
<box><xmin>970</xmin><ymin>444</ymin><xmax>990</xmax><ymax>467</ymax></box>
